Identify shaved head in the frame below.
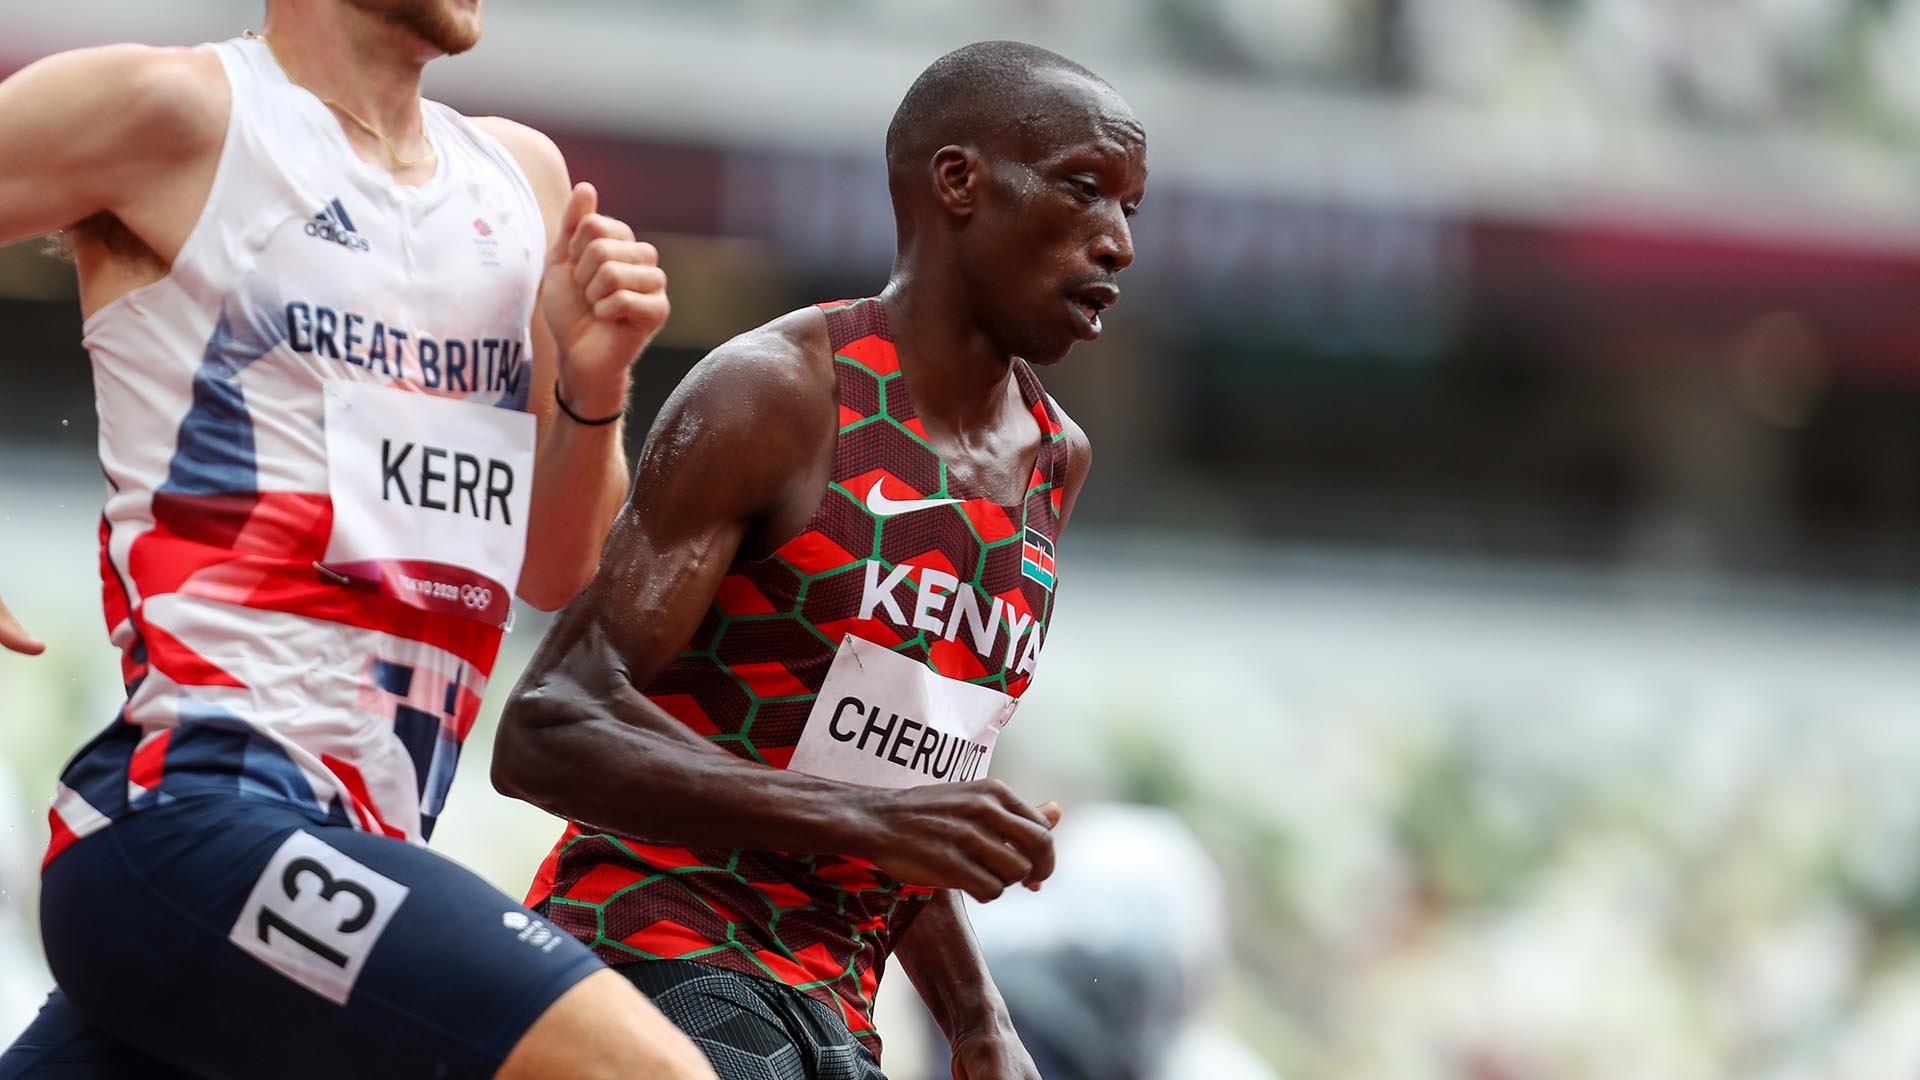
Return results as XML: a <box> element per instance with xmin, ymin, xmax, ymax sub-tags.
<box><xmin>885</xmin><ymin>41</ymin><xmax>1112</xmax><ymax>175</ymax></box>
<box><xmin>881</xmin><ymin>40</ymin><xmax>1146</xmax><ymax>366</ymax></box>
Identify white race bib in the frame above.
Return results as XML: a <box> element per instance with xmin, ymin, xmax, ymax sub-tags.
<box><xmin>320</xmin><ymin>382</ymin><xmax>535</xmax><ymax>627</ymax></box>
<box><xmin>788</xmin><ymin>636</ymin><xmax>1018</xmax><ymax>788</ymax></box>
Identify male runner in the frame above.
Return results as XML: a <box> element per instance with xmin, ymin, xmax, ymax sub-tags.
<box><xmin>0</xmin><ymin>2</ymin><xmax>714</xmax><ymax>1077</ymax></box>
<box><xmin>494</xmin><ymin>41</ymin><xmax>1146</xmax><ymax>1080</ymax></box>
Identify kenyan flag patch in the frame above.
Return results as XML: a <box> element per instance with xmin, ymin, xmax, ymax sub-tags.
<box><xmin>1021</xmin><ymin>528</ymin><xmax>1056</xmax><ymax>590</ymax></box>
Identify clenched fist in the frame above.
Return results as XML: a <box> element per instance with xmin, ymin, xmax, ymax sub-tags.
<box><xmin>542</xmin><ymin>181</ymin><xmax>669</xmax><ymax>417</ymax></box>
<box><xmin>852</xmin><ymin>781</ymin><xmax>1063</xmax><ymax>903</ymax></box>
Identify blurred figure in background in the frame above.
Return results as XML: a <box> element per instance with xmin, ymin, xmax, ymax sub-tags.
<box><xmin>949</xmin><ymin>803</ymin><xmax>1280</xmax><ymax>1080</ymax></box>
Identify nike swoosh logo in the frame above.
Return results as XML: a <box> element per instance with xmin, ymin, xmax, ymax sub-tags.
<box><xmin>864</xmin><ymin>479</ymin><xmax>962</xmax><ymax>517</ymax></box>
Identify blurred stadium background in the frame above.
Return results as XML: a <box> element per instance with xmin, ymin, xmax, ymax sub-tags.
<box><xmin>8</xmin><ymin>1</ymin><xmax>1920</xmax><ymax>1076</ymax></box>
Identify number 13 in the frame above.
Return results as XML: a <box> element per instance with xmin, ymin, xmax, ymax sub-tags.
<box><xmin>256</xmin><ymin>856</ymin><xmax>378</xmax><ymax>968</ymax></box>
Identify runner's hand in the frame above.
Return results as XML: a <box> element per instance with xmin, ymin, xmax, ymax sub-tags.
<box><xmin>542</xmin><ymin>181</ymin><xmax>669</xmax><ymax>415</ymax></box>
<box><xmin>855</xmin><ymin>781</ymin><xmax>1060</xmax><ymax>903</ymax></box>
<box><xmin>949</xmin><ymin>1029</ymin><xmax>1042</xmax><ymax>1080</ymax></box>
<box><xmin>0</xmin><ymin>593</ymin><xmax>44</xmax><ymax>655</ymax></box>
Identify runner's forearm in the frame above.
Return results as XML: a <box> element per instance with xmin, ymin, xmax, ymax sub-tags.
<box><xmin>495</xmin><ymin>669</ymin><xmax>877</xmax><ymax>855</ymax></box>
<box><xmin>520</xmin><ymin>402</ymin><xmax>629</xmax><ymax>609</ymax></box>
<box><xmin>895</xmin><ymin>890</ymin><xmax>1013</xmax><ymax>1043</ymax></box>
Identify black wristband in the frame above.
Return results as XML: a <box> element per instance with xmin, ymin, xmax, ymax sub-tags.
<box><xmin>555</xmin><ymin>383</ymin><xmax>623</xmax><ymax>426</ymax></box>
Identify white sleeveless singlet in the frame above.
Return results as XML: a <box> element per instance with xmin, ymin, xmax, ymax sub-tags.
<box><xmin>47</xmin><ymin>35</ymin><xmax>549</xmax><ymax>861</ymax></box>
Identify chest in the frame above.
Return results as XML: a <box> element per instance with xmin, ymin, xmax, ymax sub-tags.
<box><xmin>209</xmin><ymin>125</ymin><xmax>543</xmax><ymax>399</ymax></box>
<box><xmin>916</xmin><ymin>423</ymin><xmax>1046</xmax><ymax>508</ymax></box>
<box><xmin>257</xmin><ymin>184</ymin><xmax>535</xmax><ymax>325</ymax></box>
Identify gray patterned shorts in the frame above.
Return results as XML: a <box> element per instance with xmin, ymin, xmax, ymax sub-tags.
<box><xmin>619</xmin><ymin>960</ymin><xmax>889</xmax><ymax>1080</ymax></box>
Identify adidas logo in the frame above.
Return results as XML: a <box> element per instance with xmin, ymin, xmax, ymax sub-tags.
<box><xmin>304</xmin><ymin>197</ymin><xmax>371</xmax><ymax>253</ymax></box>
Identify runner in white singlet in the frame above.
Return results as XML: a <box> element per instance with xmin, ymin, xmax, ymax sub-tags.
<box><xmin>0</xmin><ymin>3</ymin><xmax>713</xmax><ymax>1078</ymax></box>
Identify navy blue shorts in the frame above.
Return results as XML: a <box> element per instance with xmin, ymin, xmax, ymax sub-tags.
<box><xmin>0</xmin><ymin>792</ymin><xmax>602</xmax><ymax>1079</ymax></box>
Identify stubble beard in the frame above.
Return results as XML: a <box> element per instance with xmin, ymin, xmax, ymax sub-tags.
<box><xmin>350</xmin><ymin>0</ymin><xmax>482</xmax><ymax>56</ymax></box>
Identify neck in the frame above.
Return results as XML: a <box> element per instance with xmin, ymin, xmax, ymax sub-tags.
<box><xmin>879</xmin><ymin>260</ymin><xmax>1019</xmax><ymax>434</ymax></box>
<box><xmin>260</xmin><ymin>3</ymin><xmax>435</xmax><ymax>161</ymax></box>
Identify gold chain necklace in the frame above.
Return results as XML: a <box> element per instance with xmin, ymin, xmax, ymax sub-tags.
<box><xmin>246</xmin><ymin>30</ymin><xmax>438</xmax><ymax>171</ymax></box>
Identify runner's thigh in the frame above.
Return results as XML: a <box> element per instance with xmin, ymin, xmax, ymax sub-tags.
<box><xmin>0</xmin><ymin>990</ymin><xmax>195</xmax><ymax>1079</ymax></box>
<box><xmin>38</xmin><ymin>794</ymin><xmax>602</xmax><ymax>1080</ymax></box>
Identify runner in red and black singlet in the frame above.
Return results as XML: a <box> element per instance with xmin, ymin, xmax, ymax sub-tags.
<box><xmin>495</xmin><ymin>41</ymin><xmax>1148</xmax><ymax>1080</ymax></box>
<box><xmin>525</xmin><ymin>297</ymin><xmax>1069</xmax><ymax>1053</ymax></box>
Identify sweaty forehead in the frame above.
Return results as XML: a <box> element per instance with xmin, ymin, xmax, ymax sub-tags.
<box><xmin>1009</xmin><ymin>71</ymin><xmax>1145</xmax><ymax>163</ymax></box>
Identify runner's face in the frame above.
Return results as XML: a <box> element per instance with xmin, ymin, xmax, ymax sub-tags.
<box><xmin>967</xmin><ymin>76</ymin><xmax>1147</xmax><ymax>366</ymax></box>
<box><xmin>348</xmin><ymin>0</ymin><xmax>483</xmax><ymax>55</ymax></box>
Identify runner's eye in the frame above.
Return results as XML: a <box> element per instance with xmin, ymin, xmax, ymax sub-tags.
<box><xmin>1065</xmin><ymin>176</ymin><xmax>1098</xmax><ymax>202</ymax></box>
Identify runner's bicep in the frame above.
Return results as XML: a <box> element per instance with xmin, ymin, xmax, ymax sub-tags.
<box><xmin>0</xmin><ymin>46</ymin><xmax>220</xmax><ymax>247</ymax></box>
<box><xmin>528</xmin><ymin>336</ymin><xmax>819</xmax><ymax>690</ymax></box>
<box><xmin>617</xmin><ymin>340</ymin><xmax>816</xmax><ymax>544</ymax></box>
<box><xmin>581</xmin><ymin>505</ymin><xmax>751</xmax><ymax>683</ymax></box>
<box><xmin>563</xmin><ymin>387</ymin><xmax>771</xmax><ymax>657</ymax></box>
<box><xmin>0</xmin><ymin>50</ymin><xmax>122</xmax><ymax>240</ymax></box>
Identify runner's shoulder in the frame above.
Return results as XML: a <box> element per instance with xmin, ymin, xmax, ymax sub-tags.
<box><xmin>467</xmin><ymin>117</ymin><xmax>568</xmax><ymax>204</ymax></box>
<box><xmin>467</xmin><ymin>116</ymin><xmax>559</xmax><ymax>160</ymax></box>
<box><xmin>1047</xmin><ymin>397</ymin><xmax>1093</xmax><ymax>529</ymax></box>
<box><xmin>635</xmin><ymin>308</ymin><xmax>834</xmax><ymax>516</ymax></box>
<box><xmin>673</xmin><ymin>306</ymin><xmax>836</xmax><ymax>437</ymax></box>
<box><xmin>32</xmin><ymin>45</ymin><xmax>227</xmax><ymax>161</ymax></box>
<box><xmin>1050</xmin><ymin>396</ymin><xmax>1091</xmax><ymax>482</ymax></box>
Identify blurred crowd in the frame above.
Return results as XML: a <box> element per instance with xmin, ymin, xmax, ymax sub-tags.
<box><xmin>967</xmin><ymin>555</ymin><xmax>1920</xmax><ymax>1080</ymax></box>
<box><xmin>612</xmin><ymin>0</ymin><xmax>1920</xmax><ymax>134</ymax></box>
<box><xmin>1212</xmin><ymin>0</ymin><xmax>1919</xmax><ymax>131</ymax></box>
<box><xmin>1185</xmin><ymin>689</ymin><xmax>1920</xmax><ymax>1080</ymax></box>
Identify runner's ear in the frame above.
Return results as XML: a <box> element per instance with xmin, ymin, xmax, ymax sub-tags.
<box><xmin>930</xmin><ymin>145</ymin><xmax>979</xmax><ymax>219</ymax></box>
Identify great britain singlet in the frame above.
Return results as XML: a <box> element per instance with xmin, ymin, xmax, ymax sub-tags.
<box><xmin>526</xmin><ymin>298</ymin><xmax>1069</xmax><ymax>1056</ymax></box>
<box><xmin>44</xmin><ymin>35</ymin><xmax>547</xmax><ymax>865</ymax></box>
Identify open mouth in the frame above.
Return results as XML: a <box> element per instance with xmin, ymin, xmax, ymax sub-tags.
<box><xmin>1067</xmin><ymin>283</ymin><xmax>1120</xmax><ymax>340</ymax></box>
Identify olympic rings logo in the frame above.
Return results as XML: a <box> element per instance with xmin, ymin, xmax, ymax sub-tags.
<box><xmin>460</xmin><ymin>584</ymin><xmax>493</xmax><ymax>610</ymax></box>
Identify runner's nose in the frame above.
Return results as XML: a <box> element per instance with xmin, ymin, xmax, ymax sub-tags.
<box><xmin>1091</xmin><ymin>209</ymin><xmax>1133</xmax><ymax>274</ymax></box>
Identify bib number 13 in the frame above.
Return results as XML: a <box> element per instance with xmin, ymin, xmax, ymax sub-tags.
<box><xmin>229</xmin><ymin>831</ymin><xmax>410</xmax><ymax>1005</ymax></box>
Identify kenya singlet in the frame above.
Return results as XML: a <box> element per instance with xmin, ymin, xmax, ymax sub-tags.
<box><xmin>528</xmin><ymin>298</ymin><xmax>1068</xmax><ymax>1055</ymax></box>
<box><xmin>45</xmin><ymin>35</ymin><xmax>547</xmax><ymax>864</ymax></box>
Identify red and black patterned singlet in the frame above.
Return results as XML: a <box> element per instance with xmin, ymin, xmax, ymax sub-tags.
<box><xmin>525</xmin><ymin>298</ymin><xmax>1069</xmax><ymax>1054</ymax></box>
